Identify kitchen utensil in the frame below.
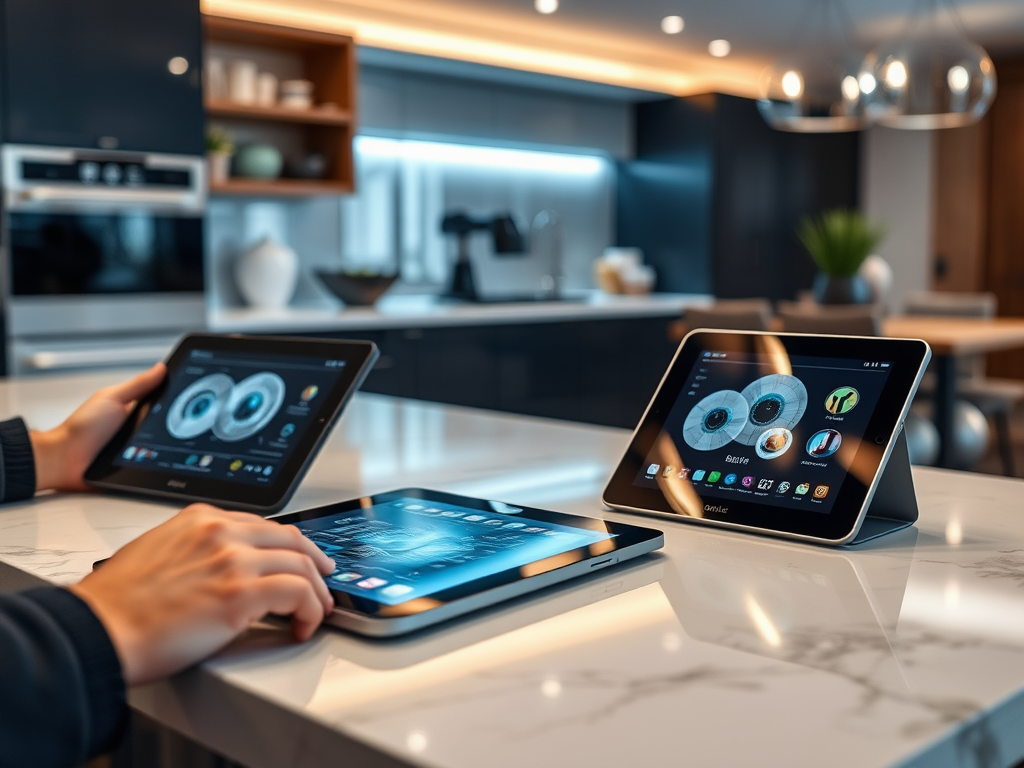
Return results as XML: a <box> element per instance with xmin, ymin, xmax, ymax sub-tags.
<box><xmin>315</xmin><ymin>270</ymin><xmax>398</xmax><ymax>306</ymax></box>
<box><xmin>234</xmin><ymin>144</ymin><xmax>282</xmax><ymax>179</ymax></box>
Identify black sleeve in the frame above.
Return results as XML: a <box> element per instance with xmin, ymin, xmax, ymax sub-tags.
<box><xmin>0</xmin><ymin>417</ymin><xmax>36</xmax><ymax>502</ymax></box>
<box><xmin>0</xmin><ymin>587</ymin><xmax>127</xmax><ymax>768</ymax></box>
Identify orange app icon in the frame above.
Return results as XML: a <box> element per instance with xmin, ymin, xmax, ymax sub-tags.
<box><xmin>813</xmin><ymin>485</ymin><xmax>830</xmax><ymax>499</ymax></box>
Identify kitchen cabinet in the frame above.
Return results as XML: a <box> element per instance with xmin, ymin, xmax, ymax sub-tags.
<box><xmin>302</xmin><ymin>317</ymin><xmax>679</xmax><ymax>429</ymax></box>
<box><xmin>0</xmin><ymin>0</ymin><xmax>204</xmax><ymax>154</ymax></box>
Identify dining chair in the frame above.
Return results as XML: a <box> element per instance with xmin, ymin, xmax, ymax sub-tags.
<box><xmin>776</xmin><ymin>303</ymin><xmax>882</xmax><ymax>336</ymax></box>
<box><xmin>684</xmin><ymin>299</ymin><xmax>773</xmax><ymax>331</ymax></box>
<box><xmin>901</xmin><ymin>291</ymin><xmax>1019</xmax><ymax>475</ymax></box>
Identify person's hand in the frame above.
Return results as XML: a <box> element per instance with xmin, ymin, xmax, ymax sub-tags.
<box><xmin>70</xmin><ymin>504</ymin><xmax>336</xmax><ymax>686</ymax></box>
<box><xmin>31</xmin><ymin>363</ymin><xmax>166</xmax><ymax>493</ymax></box>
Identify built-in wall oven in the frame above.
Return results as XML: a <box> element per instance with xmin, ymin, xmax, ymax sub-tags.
<box><xmin>1</xmin><ymin>144</ymin><xmax>206</xmax><ymax>374</ymax></box>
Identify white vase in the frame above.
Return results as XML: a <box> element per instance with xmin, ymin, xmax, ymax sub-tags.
<box><xmin>235</xmin><ymin>237</ymin><xmax>298</xmax><ymax>309</ymax></box>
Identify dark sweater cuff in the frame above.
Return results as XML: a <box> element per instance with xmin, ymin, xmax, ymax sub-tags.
<box><xmin>0</xmin><ymin>417</ymin><xmax>36</xmax><ymax>502</ymax></box>
<box><xmin>21</xmin><ymin>587</ymin><xmax>128</xmax><ymax>756</ymax></box>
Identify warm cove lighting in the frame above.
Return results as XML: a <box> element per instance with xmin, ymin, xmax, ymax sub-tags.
<box><xmin>534</xmin><ymin>0</ymin><xmax>558</xmax><ymax>14</ymax></box>
<box><xmin>355</xmin><ymin>136</ymin><xmax>607</xmax><ymax>175</ymax></box>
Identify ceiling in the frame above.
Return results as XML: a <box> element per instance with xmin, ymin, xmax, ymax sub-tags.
<box><xmin>203</xmin><ymin>0</ymin><xmax>1024</xmax><ymax>97</ymax></box>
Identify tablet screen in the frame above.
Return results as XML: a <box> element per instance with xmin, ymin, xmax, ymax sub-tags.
<box><xmin>296</xmin><ymin>496</ymin><xmax>616</xmax><ymax>605</ymax></box>
<box><xmin>114</xmin><ymin>347</ymin><xmax>348</xmax><ymax>485</ymax></box>
<box><xmin>633</xmin><ymin>348</ymin><xmax>892</xmax><ymax>515</ymax></box>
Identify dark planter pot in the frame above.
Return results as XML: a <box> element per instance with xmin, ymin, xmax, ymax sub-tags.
<box><xmin>812</xmin><ymin>273</ymin><xmax>873</xmax><ymax>305</ymax></box>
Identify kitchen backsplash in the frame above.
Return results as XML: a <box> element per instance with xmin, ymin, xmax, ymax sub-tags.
<box><xmin>206</xmin><ymin>136</ymin><xmax>615</xmax><ymax>310</ymax></box>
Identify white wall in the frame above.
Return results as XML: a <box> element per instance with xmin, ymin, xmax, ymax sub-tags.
<box><xmin>860</xmin><ymin>126</ymin><xmax>935</xmax><ymax>311</ymax></box>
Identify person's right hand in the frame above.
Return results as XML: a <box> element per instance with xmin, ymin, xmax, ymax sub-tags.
<box><xmin>70</xmin><ymin>504</ymin><xmax>335</xmax><ymax>686</ymax></box>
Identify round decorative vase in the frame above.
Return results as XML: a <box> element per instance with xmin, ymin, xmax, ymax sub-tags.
<box><xmin>235</xmin><ymin>237</ymin><xmax>298</xmax><ymax>309</ymax></box>
<box><xmin>812</xmin><ymin>273</ymin><xmax>873</xmax><ymax>305</ymax></box>
<box><xmin>234</xmin><ymin>144</ymin><xmax>283</xmax><ymax>180</ymax></box>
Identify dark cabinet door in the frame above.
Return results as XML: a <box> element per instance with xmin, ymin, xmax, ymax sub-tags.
<box><xmin>2</xmin><ymin>0</ymin><xmax>204</xmax><ymax>154</ymax></box>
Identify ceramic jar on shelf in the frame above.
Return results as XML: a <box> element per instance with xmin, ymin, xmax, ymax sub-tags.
<box><xmin>235</xmin><ymin>237</ymin><xmax>299</xmax><ymax>309</ymax></box>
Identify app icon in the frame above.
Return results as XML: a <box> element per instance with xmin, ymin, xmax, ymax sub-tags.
<box><xmin>647</xmin><ymin>463</ymin><xmax>661</xmax><ymax>475</ymax></box>
<box><xmin>439</xmin><ymin>510</ymin><xmax>464</xmax><ymax>517</ymax></box>
<box><xmin>708</xmin><ymin>471</ymin><xmax>722</xmax><ymax>483</ymax></box>
<box><xmin>524</xmin><ymin>526</ymin><xmax>546</xmax><ymax>533</ymax></box>
<box><xmin>807</xmin><ymin>429</ymin><xmax>842</xmax><ymax>458</ymax></box>
<box><xmin>405</xmin><ymin>505</ymin><xmax>424</xmax><ymax>510</ymax></box>
<box><xmin>825</xmin><ymin>387</ymin><xmax>860</xmax><ymax>415</ymax></box>
<box><xmin>301</xmin><ymin>385</ymin><xmax>319</xmax><ymax>403</ymax></box>
<box><xmin>263</xmin><ymin>466</ymin><xmax>273</xmax><ymax>476</ymax></box>
<box><xmin>692</xmin><ymin>470</ymin><xmax>706</xmax><ymax>482</ymax></box>
<box><xmin>678</xmin><ymin>468</ymin><xmax>693</xmax><ymax>480</ymax></box>
<box><xmin>724</xmin><ymin>473</ymin><xmax>738</xmax><ymax>485</ymax></box>
<box><xmin>741</xmin><ymin>476</ymin><xmax>754</xmax><ymax>488</ymax></box>
<box><xmin>199</xmin><ymin>455</ymin><xmax>214</xmax><ymax>467</ymax></box>
<box><xmin>813</xmin><ymin>485</ymin><xmax>830</xmax><ymax>499</ymax></box>
<box><xmin>777</xmin><ymin>481</ymin><xmax>791</xmax><ymax>494</ymax></box>
<box><xmin>331</xmin><ymin>572</ymin><xmax>361</xmax><ymax>582</ymax></box>
<box><xmin>122</xmin><ymin>446</ymin><xmax>137</xmax><ymax>460</ymax></box>
<box><xmin>185</xmin><ymin>455</ymin><xmax>199</xmax><ymax>466</ymax></box>
<box><xmin>756</xmin><ymin>428</ymin><xmax>793</xmax><ymax>460</ymax></box>
<box><xmin>503</xmin><ymin>522</ymin><xmax>526</xmax><ymax>529</ymax></box>
<box><xmin>757</xmin><ymin>478</ymin><xmax>774</xmax><ymax>491</ymax></box>
<box><xmin>483</xmin><ymin>519</ymin><xmax>503</xmax><ymax>526</ymax></box>
<box><xmin>795</xmin><ymin>483</ymin><xmax>810</xmax><ymax>496</ymax></box>
<box><xmin>356</xmin><ymin>577</ymin><xmax>388</xmax><ymax>589</ymax></box>
<box><xmin>280</xmin><ymin>423</ymin><xmax>296</xmax><ymax>438</ymax></box>
<box><xmin>381</xmin><ymin>584</ymin><xmax>414</xmax><ymax>598</ymax></box>
<box><xmin>229</xmin><ymin>459</ymin><xmax>243</xmax><ymax>472</ymax></box>
<box><xmin>464</xmin><ymin>514</ymin><xmax>486</xmax><ymax>522</ymax></box>
<box><xmin>662</xmin><ymin>465</ymin><xmax>676</xmax><ymax>478</ymax></box>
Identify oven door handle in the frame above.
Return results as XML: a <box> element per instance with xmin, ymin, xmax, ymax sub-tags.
<box><xmin>21</xmin><ymin>345</ymin><xmax>172</xmax><ymax>372</ymax></box>
<box><xmin>17</xmin><ymin>186</ymin><xmax>200</xmax><ymax>208</ymax></box>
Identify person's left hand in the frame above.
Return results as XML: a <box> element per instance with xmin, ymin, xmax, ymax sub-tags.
<box><xmin>31</xmin><ymin>363</ymin><xmax>166</xmax><ymax>493</ymax></box>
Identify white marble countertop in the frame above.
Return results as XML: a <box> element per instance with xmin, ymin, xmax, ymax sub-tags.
<box><xmin>1</xmin><ymin>370</ymin><xmax>1024</xmax><ymax>768</ymax></box>
<box><xmin>207</xmin><ymin>292</ymin><xmax>710</xmax><ymax>334</ymax></box>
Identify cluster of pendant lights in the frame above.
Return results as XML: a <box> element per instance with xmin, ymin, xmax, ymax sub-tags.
<box><xmin>758</xmin><ymin>0</ymin><xmax>997</xmax><ymax>132</ymax></box>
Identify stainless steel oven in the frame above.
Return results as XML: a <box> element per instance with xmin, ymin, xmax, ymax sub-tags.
<box><xmin>1</xmin><ymin>144</ymin><xmax>206</xmax><ymax>374</ymax></box>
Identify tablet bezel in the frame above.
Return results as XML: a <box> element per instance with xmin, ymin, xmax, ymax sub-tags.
<box><xmin>273</xmin><ymin>487</ymin><xmax>665</xmax><ymax>620</ymax></box>
<box><xmin>85</xmin><ymin>333</ymin><xmax>378</xmax><ymax>513</ymax></box>
<box><xmin>602</xmin><ymin>330</ymin><xmax>930</xmax><ymax>544</ymax></box>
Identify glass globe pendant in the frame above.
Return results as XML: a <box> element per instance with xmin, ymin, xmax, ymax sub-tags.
<box><xmin>861</xmin><ymin>0</ymin><xmax>996</xmax><ymax>129</ymax></box>
<box><xmin>758</xmin><ymin>0</ymin><xmax>868</xmax><ymax>132</ymax></box>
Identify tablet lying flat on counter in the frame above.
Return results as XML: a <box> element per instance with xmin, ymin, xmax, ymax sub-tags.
<box><xmin>85</xmin><ymin>333</ymin><xmax>378</xmax><ymax>514</ymax></box>
<box><xmin>274</xmin><ymin>488</ymin><xmax>665</xmax><ymax>636</ymax></box>
<box><xmin>603</xmin><ymin>330</ymin><xmax>931</xmax><ymax>546</ymax></box>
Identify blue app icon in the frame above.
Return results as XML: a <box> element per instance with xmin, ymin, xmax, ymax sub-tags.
<box><xmin>724</xmin><ymin>473</ymin><xmax>737</xmax><ymax>485</ymax></box>
<box><xmin>692</xmin><ymin>469</ymin><xmax>706</xmax><ymax>482</ymax></box>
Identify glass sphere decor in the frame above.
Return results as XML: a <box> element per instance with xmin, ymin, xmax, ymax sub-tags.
<box><xmin>758</xmin><ymin>49</ymin><xmax>869</xmax><ymax>132</ymax></box>
<box><xmin>861</xmin><ymin>34</ymin><xmax>996</xmax><ymax>129</ymax></box>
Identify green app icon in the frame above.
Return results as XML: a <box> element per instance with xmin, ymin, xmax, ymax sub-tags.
<box><xmin>708</xmin><ymin>471</ymin><xmax>722</xmax><ymax>483</ymax></box>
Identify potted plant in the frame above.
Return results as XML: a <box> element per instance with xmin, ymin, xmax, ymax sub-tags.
<box><xmin>206</xmin><ymin>126</ymin><xmax>235</xmax><ymax>184</ymax></box>
<box><xmin>797</xmin><ymin>209</ymin><xmax>884</xmax><ymax>305</ymax></box>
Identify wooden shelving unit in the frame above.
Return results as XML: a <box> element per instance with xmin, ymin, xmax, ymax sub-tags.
<box><xmin>202</xmin><ymin>15</ymin><xmax>357</xmax><ymax>196</ymax></box>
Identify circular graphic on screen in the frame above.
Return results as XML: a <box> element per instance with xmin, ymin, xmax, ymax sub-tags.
<box><xmin>825</xmin><ymin>386</ymin><xmax>860</xmax><ymax>415</ymax></box>
<box><xmin>682</xmin><ymin>390</ymin><xmax>749</xmax><ymax>451</ymax></box>
<box><xmin>213</xmin><ymin>372</ymin><xmax>286</xmax><ymax>442</ymax></box>
<box><xmin>755</xmin><ymin>427</ymin><xmax>794</xmax><ymax>460</ymax></box>
<box><xmin>735</xmin><ymin>374</ymin><xmax>808</xmax><ymax>446</ymax></box>
<box><xmin>806</xmin><ymin>429</ymin><xmax>842</xmax><ymax>458</ymax></box>
<box><xmin>166</xmin><ymin>374</ymin><xmax>234</xmax><ymax>439</ymax></box>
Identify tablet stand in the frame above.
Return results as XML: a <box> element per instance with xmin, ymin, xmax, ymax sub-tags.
<box><xmin>845</xmin><ymin>428</ymin><xmax>919</xmax><ymax>546</ymax></box>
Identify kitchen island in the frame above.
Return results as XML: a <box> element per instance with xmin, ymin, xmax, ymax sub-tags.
<box><xmin>209</xmin><ymin>292</ymin><xmax>711</xmax><ymax>429</ymax></box>
<box><xmin>1</xmin><ymin>369</ymin><xmax>1023</xmax><ymax>768</ymax></box>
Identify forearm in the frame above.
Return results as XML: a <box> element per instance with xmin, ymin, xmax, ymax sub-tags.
<box><xmin>0</xmin><ymin>588</ymin><xmax>126</xmax><ymax>768</ymax></box>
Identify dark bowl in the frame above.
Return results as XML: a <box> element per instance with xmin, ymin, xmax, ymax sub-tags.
<box><xmin>315</xmin><ymin>270</ymin><xmax>399</xmax><ymax>306</ymax></box>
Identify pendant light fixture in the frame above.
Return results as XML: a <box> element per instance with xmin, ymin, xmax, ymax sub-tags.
<box><xmin>861</xmin><ymin>0</ymin><xmax>996</xmax><ymax>129</ymax></box>
<box><xmin>757</xmin><ymin>0</ymin><xmax>867</xmax><ymax>133</ymax></box>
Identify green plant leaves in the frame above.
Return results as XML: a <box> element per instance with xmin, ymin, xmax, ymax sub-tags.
<box><xmin>797</xmin><ymin>209</ymin><xmax>884</xmax><ymax>278</ymax></box>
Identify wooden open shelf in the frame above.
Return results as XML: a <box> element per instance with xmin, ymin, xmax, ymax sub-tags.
<box><xmin>205</xmin><ymin>99</ymin><xmax>352</xmax><ymax>126</ymax></box>
<box><xmin>202</xmin><ymin>15</ymin><xmax>357</xmax><ymax>197</ymax></box>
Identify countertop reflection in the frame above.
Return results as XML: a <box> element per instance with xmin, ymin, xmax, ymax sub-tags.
<box><xmin>1</xmin><ymin>370</ymin><xmax>1024</xmax><ymax>768</ymax></box>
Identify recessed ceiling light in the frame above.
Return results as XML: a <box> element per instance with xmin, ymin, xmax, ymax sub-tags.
<box><xmin>535</xmin><ymin>0</ymin><xmax>558</xmax><ymax>14</ymax></box>
<box><xmin>708</xmin><ymin>39</ymin><xmax>731</xmax><ymax>57</ymax></box>
<box><xmin>661</xmin><ymin>15</ymin><xmax>684</xmax><ymax>34</ymax></box>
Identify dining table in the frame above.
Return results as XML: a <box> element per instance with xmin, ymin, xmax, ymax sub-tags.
<box><xmin>882</xmin><ymin>316</ymin><xmax>1024</xmax><ymax>470</ymax></box>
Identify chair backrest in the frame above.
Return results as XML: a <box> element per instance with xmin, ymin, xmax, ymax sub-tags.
<box><xmin>685</xmin><ymin>299</ymin><xmax>773</xmax><ymax>332</ymax></box>
<box><xmin>777</xmin><ymin>304</ymin><xmax>881</xmax><ymax>337</ymax></box>
<box><xmin>903</xmin><ymin>290</ymin><xmax>996</xmax><ymax>319</ymax></box>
